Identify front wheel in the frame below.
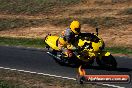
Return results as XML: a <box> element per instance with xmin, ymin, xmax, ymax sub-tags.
<box><xmin>82</xmin><ymin>59</ymin><xmax>94</xmax><ymax>68</ymax></box>
<box><xmin>96</xmin><ymin>54</ymin><xmax>117</xmax><ymax>69</ymax></box>
<box><xmin>51</xmin><ymin>49</ymin><xmax>64</xmax><ymax>65</ymax></box>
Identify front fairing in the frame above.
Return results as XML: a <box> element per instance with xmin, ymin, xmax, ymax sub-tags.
<box><xmin>76</xmin><ymin>33</ymin><xmax>105</xmax><ymax>62</ymax></box>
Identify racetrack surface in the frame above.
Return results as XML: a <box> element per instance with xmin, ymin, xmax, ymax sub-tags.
<box><xmin>0</xmin><ymin>46</ymin><xmax>132</xmax><ymax>88</ymax></box>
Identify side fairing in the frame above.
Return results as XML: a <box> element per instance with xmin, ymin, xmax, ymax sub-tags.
<box><xmin>45</xmin><ymin>36</ymin><xmax>60</xmax><ymax>50</ymax></box>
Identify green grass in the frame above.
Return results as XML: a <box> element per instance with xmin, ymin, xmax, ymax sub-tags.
<box><xmin>0</xmin><ymin>37</ymin><xmax>45</xmax><ymax>48</ymax></box>
<box><xmin>0</xmin><ymin>81</ymin><xmax>10</xmax><ymax>88</ymax></box>
<box><xmin>0</xmin><ymin>80</ymin><xmax>19</xmax><ymax>88</ymax></box>
<box><xmin>106</xmin><ymin>47</ymin><xmax>132</xmax><ymax>54</ymax></box>
<box><xmin>0</xmin><ymin>37</ymin><xmax>131</xmax><ymax>54</ymax></box>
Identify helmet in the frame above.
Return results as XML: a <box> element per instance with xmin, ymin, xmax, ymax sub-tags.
<box><xmin>70</xmin><ymin>21</ymin><xmax>81</xmax><ymax>34</ymax></box>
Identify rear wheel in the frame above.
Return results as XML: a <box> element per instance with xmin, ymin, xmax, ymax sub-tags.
<box><xmin>96</xmin><ymin>54</ymin><xmax>117</xmax><ymax>69</ymax></box>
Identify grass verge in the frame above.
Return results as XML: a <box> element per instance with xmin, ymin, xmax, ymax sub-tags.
<box><xmin>0</xmin><ymin>69</ymin><xmax>105</xmax><ymax>88</ymax></box>
<box><xmin>0</xmin><ymin>37</ymin><xmax>45</xmax><ymax>48</ymax></box>
<box><xmin>0</xmin><ymin>37</ymin><xmax>131</xmax><ymax>54</ymax></box>
<box><xmin>105</xmin><ymin>47</ymin><xmax>132</xmax><ymax>54</ymax></box>
<box><xmin>0</xmin><ymin>80</ymin><xmax>15</xmax><ymax>88</ymax></box>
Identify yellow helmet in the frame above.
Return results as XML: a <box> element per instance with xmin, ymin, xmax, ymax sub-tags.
<box><xmin>70</xmin><ymin>21</ymin><xmax>81</xmax><ymax>34</ymax></box>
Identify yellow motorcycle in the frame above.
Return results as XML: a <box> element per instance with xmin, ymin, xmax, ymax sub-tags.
<box><xmin>44</xmin><ymin>28</ymin><xmax>117</xmax><ymax>68</ymax></box>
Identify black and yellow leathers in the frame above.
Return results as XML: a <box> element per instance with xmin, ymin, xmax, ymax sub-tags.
<box><xmin>45</xmin><ymin>32</ymin><xmax>117</xmax><ymax>68</ymax></box>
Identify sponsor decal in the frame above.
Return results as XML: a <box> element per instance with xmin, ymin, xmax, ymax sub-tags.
<box><xmin>78</xmin><ymin>66</ymin><xmax>130</xmax><ymax>83</ymax></box>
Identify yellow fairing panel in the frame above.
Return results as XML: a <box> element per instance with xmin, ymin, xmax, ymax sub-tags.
<box><xmin>78</xmin><ymin>39</ymin><xmax>90</xmax><ymax>47</ymax></box>
<box><xmin>77</xmin><ymin>50</ymin><xmax>96</xmax><ymax>62</ymax></box>
<box><xmin>100</xmin><ymin>51</ymin><xmax>111</xmax><ymax>57</ymax></box>
<box><xmin>45</xmin><ymin>36</ymin><xmax>59</xmax><ymax>50</ymax></box>
<box><xmin>78</xmin><ymin>39</ymin><xmax>84</xmax><ymax>47</ymax></box>
<box><xmin>103</xmin><ymin>51</ymin><xmax>111</xmax><ymax>56</ymax></box>
<box><xmin>77</xmin><ymin>55</ymin><xmax>90</xmax><ymax>62</ymax></box>
<box><xmin>98</xmin><ymin>51</ymin><xmax>111</xmax><ymax>60</ymax></box>
<box><xmin>92</xmin><ymin>40</ymin><xmax>103</xmax><ymax>52</ymax></box>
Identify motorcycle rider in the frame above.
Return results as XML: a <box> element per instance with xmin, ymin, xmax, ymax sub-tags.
<box><xmin>58</xmin><ymin>20</ymin><xmax>81</xmax><ymax>58</ymax></box>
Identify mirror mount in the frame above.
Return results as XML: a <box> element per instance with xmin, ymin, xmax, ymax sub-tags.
<box><xmin>96</xmin><ymin>28</ymin><xmax>99</xmax><ymax>36</ymax></box>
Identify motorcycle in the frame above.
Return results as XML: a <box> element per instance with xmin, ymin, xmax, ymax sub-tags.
<box><xmin>44</xmin><ymin>28</ymin><xmax>117</xmax><ymax>68</ymax></box>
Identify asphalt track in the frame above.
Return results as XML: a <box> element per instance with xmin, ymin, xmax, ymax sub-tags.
<box><xmin>0</xmin><ymin>46</ymin><xmax>132</xmax><ymax>88</ymax></box>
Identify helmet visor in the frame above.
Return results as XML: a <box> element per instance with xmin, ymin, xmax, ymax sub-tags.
<box><xmin>75</xmin><ymin>28</ymin><xmax>80</xmax><ymax>33</ymax></box>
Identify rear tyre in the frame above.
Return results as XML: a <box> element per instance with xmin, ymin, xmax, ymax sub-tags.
<box><xmin>96</xmin><ymin>54</ymin><xmax>117</xmax><ymax>69</ymax></box>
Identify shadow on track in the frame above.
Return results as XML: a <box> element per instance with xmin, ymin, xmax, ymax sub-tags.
<box><xmin>57</xmin><ymin>62</ymin><xmax>132</xmax><ymax>72</ymax></box>
<box><xmin>83</xmin><ymin>66</ymin><xmax>132</xmax><ymax>72</ymax></box>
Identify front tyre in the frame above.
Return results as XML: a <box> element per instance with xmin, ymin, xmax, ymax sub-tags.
<box><xmin>82</xmin><ymin>59</ymin><xmax>94</xmax><ymax>68</ymax></box>
<box><xmin>51</xmin><ymin>49</ymin><xmax>57</xmax><ymax>55</ymax></box>
<box><xmin>96</xmin><ymin>54</ymin><xmax>117</xmax><ymax>69</ymax></box>
<box><xmin>51</xmin><ymin>49</ymin><xmax>65</xmax><ymax>65</ymax></box>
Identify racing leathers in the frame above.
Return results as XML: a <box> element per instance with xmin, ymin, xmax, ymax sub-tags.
<box><xmin>58</xmin><ymin>28</ymin><xmax>77</xmax><ymax>57</ymax></box>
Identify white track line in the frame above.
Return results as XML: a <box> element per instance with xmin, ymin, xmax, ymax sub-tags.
<box><xmin>97</xmin><ymin>83</ymin><xmax>125</xmax><ymax>88</ymax></box>
<box><xmin>0</xmin><ymin>66</ymin><xmax>76</xmax><ymax>80</ymax></box>
<box><xmin>0</xmin><ymin>66</ymin><xmax>125</xmax><ymax>88</ymax></box>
